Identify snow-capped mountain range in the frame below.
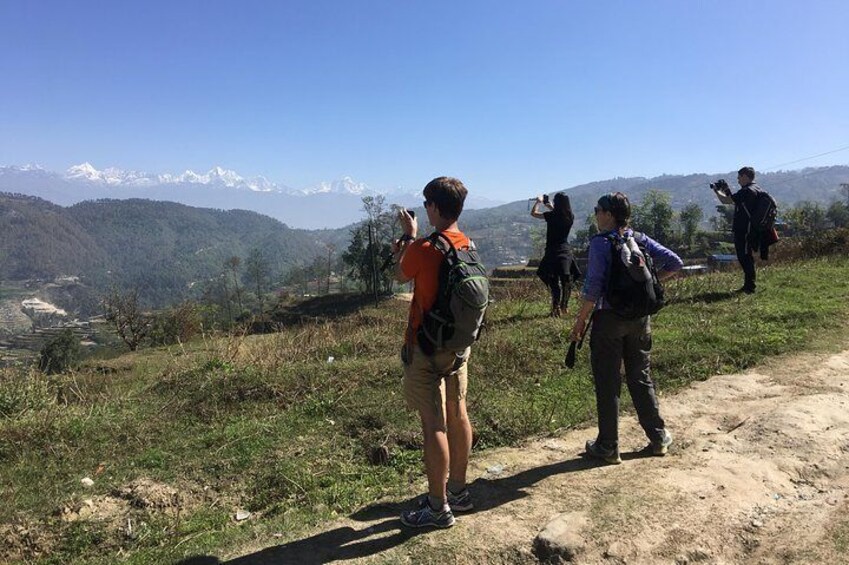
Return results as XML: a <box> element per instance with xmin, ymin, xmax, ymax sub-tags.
<box><xmin>0</xmin><ymin>163</ymin><xmax>501</xmax><ymax>228</ymax></box>
<box><xmin>57</xmin><ymin>162</ymin><xmax>381</xmax><ymax>196</ymax></box>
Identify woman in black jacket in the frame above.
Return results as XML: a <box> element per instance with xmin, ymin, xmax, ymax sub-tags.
<box><xmin>531</xmin><ymin>192</ymin><xmax>576</xmax><ymax>317</ymax></box>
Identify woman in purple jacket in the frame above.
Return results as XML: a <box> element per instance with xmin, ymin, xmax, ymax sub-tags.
<box><xmin>569</xmin><ymin>192</ymin><xmax>683</xmax><ymax>464</ymax></box>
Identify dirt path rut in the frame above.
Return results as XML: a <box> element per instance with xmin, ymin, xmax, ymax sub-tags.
<box><xmin>226</xmin><ymin>348</ymin><xmax>849</xmax><ymax>564</ymax></box>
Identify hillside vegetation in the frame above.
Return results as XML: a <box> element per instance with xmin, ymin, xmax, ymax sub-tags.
<box><xmin>0</xmin><ymin>194</ymin><xmax>347</xmax><ymax>309</ymax></box>
<box><xmin>2</xmin><ymin>236</ymin><xmax>849</xmax><ymax>564</ymax></box>
<box><xmin>2</xmin><ymin>165</ymin><xmax>847</xmax><ymax>309</ymax></box>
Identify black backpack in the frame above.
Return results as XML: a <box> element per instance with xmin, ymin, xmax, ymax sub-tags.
<box><xmin>744</xmin><ymin>187</ymin><xmax>778</xmax><ymax>233</ymax></box>
<box><xmin>417</xmin><ymin>232</ymin><xmax>490</xmax><ymax>355</ymax></box>
<box><xmin>602</xmin><ymin>231</ymin><xmax>665</xmax><ymax>319</ymax></box>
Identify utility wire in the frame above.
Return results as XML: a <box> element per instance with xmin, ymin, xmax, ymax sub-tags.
<box><xmin>762</xmin><ymin>144</ymin><xmax>849</xmax><ymax>172</ymax></box>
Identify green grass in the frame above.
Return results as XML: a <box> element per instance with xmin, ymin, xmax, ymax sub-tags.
<box><xmin>2</xmin><ymin>256</ymin><xmax>849</xmax><ymax>563</ymax></box>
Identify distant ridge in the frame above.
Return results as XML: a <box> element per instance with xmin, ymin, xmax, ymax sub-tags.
<box><xmin>0</xmin><ymin>163</ymin><xmax>503</xmax><ymax>228</ymax></box>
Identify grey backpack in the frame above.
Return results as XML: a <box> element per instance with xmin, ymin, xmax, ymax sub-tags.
<box><xmin>417</xmin><ymin>232</ymin><xmax>490</xmax><ymax>354</ymax></box>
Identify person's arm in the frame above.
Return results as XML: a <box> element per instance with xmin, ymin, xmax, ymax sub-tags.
<box><xmin>641</xmin><ymin>234</ymin><xmax>684</xmax><ymax>281</ymax></box>
<box><xmin>530</xmin><ymin>196</ymin><xmax>548</xmax><ymax>219</ymax></box>
<box><xmin>569</xmin><ymin>236</ymin><xmax>608</xmax><ymax>341</ymax></box>
<box><xmin>392</xmin><ymin>238</ymin><xmax>414</xmax><ymax>283</ymax></box>
<box><xmin>392</xmin><ymin>209</ymin><xmax>418</xmax><ymax>283</ymax></box>
<box><xmin>712</xmin><ymin>186</ymin><xmax>734</xmax><ymax>205</ymax></box>
<box><xmin>569</xmin><ymin>298</ymin><xmax>596</xmax><ymax>342</ymax></box>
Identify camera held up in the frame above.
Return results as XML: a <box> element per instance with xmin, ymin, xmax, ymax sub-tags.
<box><xmin>709</xmin><ymin>179</ymin><xmax>729</xmax><ymax>193</ymax></box>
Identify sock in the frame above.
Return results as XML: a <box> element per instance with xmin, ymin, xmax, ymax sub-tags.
<box><xmin>447</xmin><ymin>480</ymin><xmax>466</xmax><ymax>495</ymax></box>
<box><xmin>428</xmin><ymin>495</ymin><xmax>446</xmax><ymax>512</ymax></box>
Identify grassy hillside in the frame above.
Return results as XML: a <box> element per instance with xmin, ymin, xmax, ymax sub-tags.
<box><xmin>2</xmin><ymin>246</ymin><xmax>849</xmax><ymax>563</ymax></box>
<box><xmin>0</xmin><ymin>194</ymin><xmax>347</xmax><ymax>309</ymax></box>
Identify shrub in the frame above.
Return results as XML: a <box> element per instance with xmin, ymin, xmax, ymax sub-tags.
<box><xmin>771</xmin><ymin>228</ymin><xmax>849</xmax><ymax>263</ymax></box>
<box><xmin>147</xmin><ymin>302</ymin><xmax>202</xmax><ymax>346</ymax></box>
<box><xmin>0</xmin><ymin>369</ymin><xmax>53</xmax><ymax>417</ymax></box>
<box><xmin>38</xmin><ymin>329</ymin><xmax>81</xmax><ymax>375</ymax></box>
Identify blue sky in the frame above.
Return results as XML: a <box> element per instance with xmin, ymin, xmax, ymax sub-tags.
<box><xmin>1</xmin><ymin>0</ymin><xmax>847</xmax><ymax>200</ymax></box>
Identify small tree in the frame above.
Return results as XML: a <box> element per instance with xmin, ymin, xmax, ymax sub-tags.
<box><xmin>678</xmin><ymin>203</ymin><xmax>704</xmax><ymax>249</ymax></box>
<box><xmin>224</xmin><ymin>256</ymin><xmax>244</xmax><ymax>313</ymax></box>
<box><xmin>39</xmin><ymin>329</ymin><xmax>81</xmax><ymax>374</ymax></box>
<box><xmin>342</xmin><ymin>196</ymin><xmax>394</xmax><ymax>296</ymax></box>
<box><xmin>104</xmin><ymin>288</ymin><xmax>152</xmax><ymax>351</ymax></box>
<box><xmin>632</xmin><ymin>189</ymin><xmax>674</xmax><ymax>242</ymax></box>
<box><xmin>324</xmin><ymin>243</ymin><xmax>336</xmax><ymax>295</ymax></box>
<box><xmin>784</xmin><ymin>201</ymin><xmax>827</xmax><ymax>236</ymax></box>
<box><xmin>148</xmin><ymin>301</ymin><xmax>202</xmax><ymax>346</ymax></box>
<box><xmin>710</xmin><ymin>204</ymin><xmax>734</xmax><ymax>235</ymax></box>
<box><xmin>244</xmin><ymin>248</ymin><xmax>272</xmax><ymax>313</ymax></box>
<box><xmin>826</xmin><ymin>201</ymin><xmax>849</xmax><ymax>229</ymax></box>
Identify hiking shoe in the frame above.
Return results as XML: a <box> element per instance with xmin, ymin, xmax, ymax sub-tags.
<box><xmin>584</xmin><ymin>439</ymin><xmax>622</xmax><ymax>464</ymax></box>
<box><xmin>447</xmin><ymin>488</ymin><xmax>474</xmax><ymax>512</ymax></box>
<box><xmin>650</xmin><ymin>429</ymin><xmax>673</xmax><ymax>456</ymax></box>
<box><xmin>735</xmin><ymin>286</ymin><xmax>756</xmax><ymax>294</ymax></box>
<box><xmin>415</xmin><ymin>489</ymin><xmax>474</xmax><ymax>513</ymax></box>
<box><xmin>400</xmin><ymin>502</ymin><xmax>455</xmax><ymax>528</ymax></box>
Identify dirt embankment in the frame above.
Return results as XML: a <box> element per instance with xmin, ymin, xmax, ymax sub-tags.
<box><xmin>224</xmin><ymin>346</ymin><xmax>849</xmax><ymax>564</ymax></box>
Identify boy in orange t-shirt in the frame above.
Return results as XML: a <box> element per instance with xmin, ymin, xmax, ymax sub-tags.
<box><xmin>391</xmin><ymin>177</ymin><xmax>474</xmax><ymax>528</ymax></box>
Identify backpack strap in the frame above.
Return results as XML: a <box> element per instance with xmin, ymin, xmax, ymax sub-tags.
<box><xmin>427</xmin><ymin>231</ymin><xmax>473</xmax><ymax>256</ymax></box>
<box><xmin>740</xmin><ymin>185</ymin><xmax>760</xmax><ymax>220</ymax></box>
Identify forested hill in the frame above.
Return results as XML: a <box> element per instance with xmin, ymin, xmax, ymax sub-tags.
<box><xmin>459</xmin><ymin>166</ymin><xmax>849</xmax><ymax>265</ymax></box>
<box><xmin>0</xmin><ymin>194</ymin><xmax>346</xmax><ymax>307</ymax></box>
<box><xmin>1</xmin><ymin>165</ymin><xmax>846</xmax><ymax>308</ymax></box>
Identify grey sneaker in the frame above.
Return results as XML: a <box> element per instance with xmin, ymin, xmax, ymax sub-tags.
<box><xmin>448</xmin><ymin>488</ymin><xmax>474</xmax><ymax>512</ymax></box>
<box><xmin>415</xmin><ymin>489</ymin><xmax>474</xmax><ymax>513</ymax></box>
<box><xmin>585</xmin><ymin>439</ymin><xmax>622</xmax><ymax>464</ymax></box>
<box><xmin>401</xmin><ymin>502</ymin><xmax>455</xmax><ymax>528</ymax></box>
<box><xmin>650</xmin><ymin>429</ymin><xmax>673</xmax><ymax>456</ymax></box>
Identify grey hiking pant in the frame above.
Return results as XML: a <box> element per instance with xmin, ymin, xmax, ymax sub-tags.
<box><xmin>589</xmin><ymin>310</ymin><xmax>666</xmax><ymax>448</ymax></box>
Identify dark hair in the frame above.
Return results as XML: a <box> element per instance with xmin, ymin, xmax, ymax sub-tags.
<box><xmin>598</xmin><ymin>192</ymin><xmax>631</xmax><ymax>227</ymax></box>
<box><xmin>738</xmin><ymin>166</ymin><xmax>755</xmax><ymax>181</ymax></box>
<box><xmin>423</xmin><ymin>177</ymin><xmax>467</xmax><ymax>221</ymax></box>
<box><xmin>553</xmin><ymin>192</ymin><xmax>574</xmax><ymax>224</ymax></box>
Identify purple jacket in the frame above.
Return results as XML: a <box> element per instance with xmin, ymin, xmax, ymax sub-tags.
<box><xmin>582</xmin><ymin>229</ymin><xmax>683</xmax><ymax>308</ymax></box>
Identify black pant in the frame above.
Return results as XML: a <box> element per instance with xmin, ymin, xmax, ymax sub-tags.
<box><xmin>734</xmin><ymin>231</ymin><xmax>756</xmax><ymax>290</ymax></box>
<box><xmin>537</xmin><ymin>254</ymin><xmax>572</xmax><ymax>309</ymax></box>
<box><xmin>589</xmin><ymin>310</ymin><xmax>666</xmax><ymax>447</ymax></box>
<box><xmin>539</xmin><ymin>272</ymin><xmax>570</xmax><ymax>309</ymax></box>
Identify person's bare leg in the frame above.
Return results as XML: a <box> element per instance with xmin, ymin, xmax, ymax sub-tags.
<box><xmin>445</xmin><ymin>398</ymin><xmax>472</xmax><ymax>489</ymax></box>
<box><xmin>419</xmin><ymin>411</ymin><xmax>449</xmax><ymax>504</ymax></box>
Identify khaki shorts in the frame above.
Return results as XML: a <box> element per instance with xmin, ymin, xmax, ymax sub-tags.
<box><xmin>403</xmin><ymin>345</ymin><xmax>469</xmax><ymax>427</ymax></box>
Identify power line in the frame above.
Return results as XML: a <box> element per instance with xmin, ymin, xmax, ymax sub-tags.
<box><xmin>762</xmin><ymin>144</ymin><xmax>849</xmax><ymax>172</ymax></box>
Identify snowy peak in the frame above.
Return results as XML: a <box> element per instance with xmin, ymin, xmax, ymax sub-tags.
<box><xmin>4</xmin><ymin>163</ymin><xmax>384</xmax><ymax>199</ymax></box>
<box><xmin>300</xmin><ymin>176</ymin><xmax>372</xmax><ymax>196</ymax></box>
<box><xmin>65</xmin><ymin>162</ymin><xmax>102</xmax><ymax>182</ymax></box>
<box><xmin>207</xmin><ymin>166</ymin><xmax>243</xmax><ymax>187</ymax></box>
<box><xmin>60</xmin><ymin>163</ymin><xmax>283</xmax><ymax>192</ymax></box>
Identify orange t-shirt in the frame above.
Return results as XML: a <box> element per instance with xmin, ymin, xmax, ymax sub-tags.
<box><xmin>400</xmin><ymin>230</ymin><xmax>470</xmax><ymax>344</ymax></box>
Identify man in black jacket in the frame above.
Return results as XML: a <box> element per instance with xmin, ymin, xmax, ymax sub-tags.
<box><xmin>711</xmin><ymin>166</ymin><xmax>761</xmax><ymax>294</ymax></box>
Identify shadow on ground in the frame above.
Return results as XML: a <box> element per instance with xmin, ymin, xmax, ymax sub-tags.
<box><xmin>271</xmin><ymin>293</ymin><xmax>394</xmax><ymax>325</ymax></box>
<box><xmin>177</xmin><ymin>452</ymin><xmax>628</xmax><ymax>564</ymax></box>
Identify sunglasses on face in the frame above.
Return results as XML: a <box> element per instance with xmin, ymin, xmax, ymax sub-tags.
<box><xmin>595</xmin><ymin>195</ymin><xmax>614</xmax><ymax>215</ymax></box>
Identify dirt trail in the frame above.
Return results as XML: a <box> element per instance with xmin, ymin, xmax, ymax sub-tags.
<box><xmin>226</xmin><ymin>348</ymin><xmax>849</xmax><ymax>564</ymax></box>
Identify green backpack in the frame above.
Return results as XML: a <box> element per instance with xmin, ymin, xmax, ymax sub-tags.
<box><xmin>417</xmin><ymin>232</ymin><xmax>490</xmax><ymax>354</ymax></box>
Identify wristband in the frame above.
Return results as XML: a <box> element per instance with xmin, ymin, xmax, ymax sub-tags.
<box><xmin>399</xmin><ymin>234</ymin><xmax>415</xmax><ymax>243</ymax></box>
